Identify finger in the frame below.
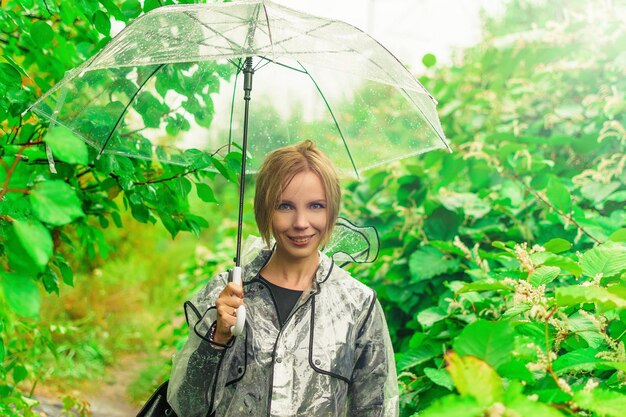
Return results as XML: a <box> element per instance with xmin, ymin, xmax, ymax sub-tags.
<box><xmin>217</xmin><ymin>305</ymin><xmax>239</xmax><ymax>320</ymax></box>
<box><xmin>217</xmin><ymin>295</ymin><xmax>243</xmax><ymax>309</ymax></box>
<box><xmin>219</xmin><ymin>314</ymin><xmax>237</xmax><ymax>327</ymax></box>
<box><xmin>226</xmin><ymin>282</ymin><xmax>244</xmax><ymax>298</ymax></box>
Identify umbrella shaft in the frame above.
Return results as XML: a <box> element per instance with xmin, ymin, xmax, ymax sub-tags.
<box><xmin>243</xmin><ymin>57</ymin><xmax>254</xmax><ymax>100</ymax></box>
<box><xmin>235</xmin><ymin>57</ymin><xmax>254</xmax><ymax>267</ymax></box>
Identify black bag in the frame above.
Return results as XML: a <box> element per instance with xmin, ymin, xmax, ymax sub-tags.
<box><xmin>136</xmin><ymin>380</ymin><xmax>178</xmax><ymax>417</ymax></box>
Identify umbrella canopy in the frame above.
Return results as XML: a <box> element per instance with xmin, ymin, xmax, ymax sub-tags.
<box><xmin>29</xmin><ymin>0</ymin><xmax>450</xmax><ymax>336</ymax></box>
<box><xmin>29</xmin><ymin>0</ymin><xmax>449</xmax><ymax>177</ymax></box>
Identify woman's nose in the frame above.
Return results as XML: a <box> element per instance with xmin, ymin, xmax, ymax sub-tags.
<box><xmin>293</xmin><ymin>210</ymin><xmax>310</xmax><ymax>229</ymax></box>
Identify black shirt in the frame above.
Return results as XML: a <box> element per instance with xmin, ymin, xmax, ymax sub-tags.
<box><xmin>259</xmin><ymin>275</ymin><xmax>303</xmax><ymax>327</ymax></box>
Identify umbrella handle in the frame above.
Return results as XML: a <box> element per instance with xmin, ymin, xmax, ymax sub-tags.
<box><xmin>230</xmin><ymin>266</ymin><xmax>246</xmax><ymax>336</ymax></box>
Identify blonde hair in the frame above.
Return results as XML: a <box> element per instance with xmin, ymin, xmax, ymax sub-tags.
<box><xmin>254</xmin><ymin>140</ymin><xmax>341</xmax><ymax>247</ymax></box>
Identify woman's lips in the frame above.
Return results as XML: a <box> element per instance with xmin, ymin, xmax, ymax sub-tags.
<box><xmin>289</xmin><ymin>235</ymin><xmax>314</xmax><ymax>245</ymax></box>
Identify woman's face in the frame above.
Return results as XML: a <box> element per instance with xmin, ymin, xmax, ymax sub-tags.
<box><xmin>272</xmin><ymin>170</ymin><xmax>328</xmax><ymax>263</ymax></box>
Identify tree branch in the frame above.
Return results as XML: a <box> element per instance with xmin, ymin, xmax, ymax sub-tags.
<box><xmin>505</xmin><ymin>171</ymin><xmax>602</xmax><ymax>244</ymax></box>
<box><xmin>0</xmin><ymin>144</ymin><xmax>36</xmax><ymax>200</ymax></box>
<box><xmin>134</xmin><ymin>168</ymin><xmax>200</xmax><ymax>185</ymax></box>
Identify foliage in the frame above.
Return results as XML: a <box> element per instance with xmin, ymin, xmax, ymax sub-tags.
<box><xmin>339</xmin><ymin>0</ymin><xmax>626</xmax><ymax>415</ymax></box>
<box><xmin>0</xmin><ymin>0</ymin><xmax>238</xmax><ymax>414</ymax></box>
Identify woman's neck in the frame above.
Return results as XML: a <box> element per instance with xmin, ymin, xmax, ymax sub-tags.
<box><xmin>260</xmin><ymin>251</ymin><xmax>319</xmax><ymax>290</ymax></box>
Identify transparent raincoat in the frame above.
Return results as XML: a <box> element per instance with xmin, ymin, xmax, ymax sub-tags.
<box><xmin>167</xmin><ymin>238</ymin><xmax>398</xmax><ymax>417</ymax></box>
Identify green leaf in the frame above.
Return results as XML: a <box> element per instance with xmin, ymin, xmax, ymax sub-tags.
<box><xmin>211</xmin><ymin>157</ymin><xmax>239</xmax><ymax>184</ymax></box>
<box><xmin>424</xmin><ymin>367</ymin><xmax>454</xmax><ymax>390</ymax></box>
<box><xmin>609</xmin><ymin>228</ymin><xmax>626</xmax><ymax>242</ymax></box>
<box><xmin>30</xmin><ymin>21</ymin><xmax>54</xmax><ymax>47</ymax></box>
<box><xmin>2</xmin><ymin>55</ymin><xmax>30</xmax><ymax>79</ymax></box>
<box><xmin>574</xmin><ymin>388</ymin><xmax>626</xmax><ymax>417</ymax></box>
<box><xmin>417</xmin><ymin>395</ymin><xmax>484</xmax><ymax>417</ymax></box>
<box><xmin>0</xmin><ymin>338</ymin><xmax>4</xmax><ymax>363</ymax></box>
<box><xmin>422</xmin><ymin>53</ymin><xmax>437</xmax><ymax>68</ymax></box>
<box><xmin>568</xmin><ymin>311</ymin><xmax>604</xmax><ymax>349</ymax></box>
<box><xmin>542</xmin><ymin>238</ymin><xmax>572</xmax><ymax>254</ymax></box>
<box><xmin>552</xmin><ymin>348</ymin><xmax>602</xmax><ymax>374</ymax></box>
<box><xmin>196</xmin><ymin>183</ymin><xmax>217</xmax><ymax>203</ymax></box>
<box><xmin>55</xmin><ymin>256</ymin><xmax>74</xmax><ymax>287</ymax></box>
<box><xmin>92</xmin><ymin>10</ymin><xmax>111</xmax><ymax>35</ymax></box>
<box><xmin>121</xmin><ymin>0</ymin><xmax>142</xmax><ymax>19</ymax></box>
<box><xmin>44</xmin><ymin>125</ymin><xmax>89</xmax><ymax>165</ymax></box>
<box><xmin>0</xmin><ymin>63</ymin><xmax>21</xmax><ymax>85</ymax></box>
<box><xmin>556</xmin><ymin>286</ymin><xmax>626</xmax><ymax>310</ymax></box>
<box><xmin>505</xmin><ymin>391</ymin><xmax>566</xmax><ymax>417</ymax></box>
<box><xmin>131</xmin><ymin>203</ymin><xmax>150</xmax><ymax>223</ymax></box>
<box><xmin>409</xmin><ymin>246</ymin><xmax>459</xmax><ymax>282</ymax></box>
<box><xmin>12</xmin><ymin>365</ymin><xmax>27</xmax><ymax>384</ymax></box>
<box><xmin>529</xmin><ymin>266</ymin><xmax>560</xmax><ymax>287</ymax></box>
<box><xmin>13</xmin><ymin>219</ymin><xmax>53</xmax><ymax>271</ymax></box>
<box><xmin>546</xmin><ymin>177</ymin><xmax>571</xmax><ymax>213</ymax></box>
<box><xmin>502</xmin><ymin>304</ymin><xmax>531</xmax><ymax>319</ymax></box>
<box><xmin>417</xmin><ymin>306</ymin><xmax>448</xmax><ymax>328</ymax></box>
<box><xmin>453</xmin><ymin>320</ymin><xmax>515</xmax><ymax>369</ymax></box>
<box><xmin>396</xmin><ymin>343</ymin><xmax>437</xmax><ymax>371</ymax></box>
<box><xmin>497</xmin><ymin>359</ymin><xmax>535</xmax><ymax>384</ymax></box>
<box><xmin>424</xmin><ymin>206</ymin><xmax>463</xmax><ymax>240</ymax></box>
<box><xmin>446</xmin><ymin>351</ymin><xmax>504</xmax><ymax>408</ymax></box>
<box><xmin>541</xmin><ymin>254</ymin><xmax>582</xmax><ymax>277</ymax></box>
<box><xmin>76</xmin><ymin>0</ymin><xmax>99</xmax><ymax>16</ymax></box>
<box><xmin>144</xmin><ymin>0</ymin><xmax>162</xmax><ymax>13</ymax></box>
<box><xmin>580</xmin><ymin>242</ymin><xmax>626</xmax><ymax>278</ymax></box>
<box><xmin>6</xmin><ymin>227</ymin><xmax>43</xmax><ymax>275</ymax></box>
<box><xmin>136</xmin><ymin>92</ymin><xmax>166</xmax><ymax>128</ymax></box>
<box><xmin>0</xmin><ymin>272</ymin><xmax>41</xmax><ymax>318</ymax></box>
<box><xmin>41</xmin><ymin>267</ymin><xmax>59</xmax><ymax>295</ymax></box>
<box><xmin>438</xmin><ymin>192</ymin><xmax>491</xmax><ymax>219</ymax></box>
<box><xmin>99</xmin><ymin>0</ymin><xmax>124</xmax><ymax>20</ymax></box>
<box><xmin>30</xmin><ymin>181</ymin><xmax>85</xmax><ymax>226</ymax></box>
<box><xmin>456</xmin><ymin>280</ymin><xmax>514</xmax><ymax>294</ymax></box>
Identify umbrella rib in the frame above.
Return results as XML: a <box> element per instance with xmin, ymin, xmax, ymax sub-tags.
<box><xmin>229</xmin><ymin>58</ymin><xmax>244</xmax><ymax>72</ymax></box>
<box><xmin>298</xmin><ymin>62</ymin><xmax>359</xmax><ymax>178</ymax></box>
<box><xmin>252</xmin><ymin>20</ymin><xmax>335</xmax><ymax>52</ymax></box>
<box><xmin>402</xmin><ymin>88</ymin><xmax>451</xmax><ymax>151</ymax></box>
<box><xmin>183</xmin><ymin>11</ymin><xmax>246</xmax><ymax>54</ymax></box>
<box><xmin>262</xmin><ymin>2</ymin><xmax>274</xmax><ymax>59</ymax></box>
<box><xmin>98</xmin><ymin>64</ymin><xmax>166</xmax><ymax>159</ymax></box>
<box><xmin>253</xmin><ymin>58</ymin><xmax>272</xmax><ymax>72</ymax></box>
<box><xmin>256</xmin><ymin>56</ymin><xmax>307</xmax><ymax>73</ymax></box>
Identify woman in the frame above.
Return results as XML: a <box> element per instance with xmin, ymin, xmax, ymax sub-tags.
<box><xmin>167</xmin><ymin>141</ymin><xmax>398</xmax><ymax>417</ymax></box>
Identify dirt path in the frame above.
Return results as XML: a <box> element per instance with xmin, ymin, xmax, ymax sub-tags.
<box><xmin>35</xmin><ymin>354</ymin><xmax>143</xmax><ymax>417</ymax></box>
<box><xmin>83</xmin><ymin>353</ymin><xmax>142</xmax><ymax>416</ymax></box>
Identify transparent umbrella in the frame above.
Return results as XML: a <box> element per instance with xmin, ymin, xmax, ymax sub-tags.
<box><xmin>28</xmin><ymin>0</ymin><xmax>449</xmax><ymax>335</ymax></box>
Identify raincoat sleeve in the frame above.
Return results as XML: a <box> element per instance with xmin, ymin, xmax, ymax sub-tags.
<box><xmin>167</xmin><ymin>271</ymin><xmax>239</xmax><ymax>417</ymax></box>
<box><xmin>348</xmin><ymin>296</ymin><xmax>399</xmax><ymax>417</ymax></box>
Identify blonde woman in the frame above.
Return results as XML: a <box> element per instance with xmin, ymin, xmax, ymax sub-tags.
<box><xmin>167</xmin><ymin>140</ymin><xmax>398</xmax><ymax>417</ymax></box>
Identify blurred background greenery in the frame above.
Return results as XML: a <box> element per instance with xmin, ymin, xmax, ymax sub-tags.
<box><xmin>1</xmin><ymin>0</ymin><xmax>625</xmax><ymax>416</ymax></box>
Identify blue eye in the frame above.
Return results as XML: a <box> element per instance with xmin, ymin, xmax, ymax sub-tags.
<box><xmin>277</xmin><ymin>203</ymin><xmax>292</xmax><ymax>210</ymax></box>
<box><xmin>311</xmin><ymin>202</ymin><xmax>326</xmax><ymax>209</ymax></box>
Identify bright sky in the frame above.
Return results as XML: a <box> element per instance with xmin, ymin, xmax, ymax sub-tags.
<box><xmin>273</xmin><ymin>0</ymin><xmax>505</xmax><ymax>71</ymax></box>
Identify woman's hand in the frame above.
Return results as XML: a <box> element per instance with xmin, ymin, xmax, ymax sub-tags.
<box><xmin>213</xmin><ymin>282</ymin><xmax>244</xmax><ymax>344</ymax></box>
